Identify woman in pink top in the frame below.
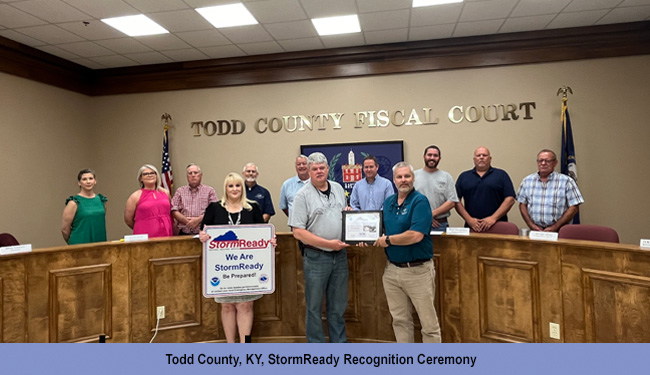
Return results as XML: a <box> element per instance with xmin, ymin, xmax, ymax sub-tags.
<box><xmin>124</xmin><ymin>164</ymin><xmax>173</xmax><ymax>238</ymax></box>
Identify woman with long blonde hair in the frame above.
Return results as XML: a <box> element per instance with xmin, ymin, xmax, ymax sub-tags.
<box><xmin>199</xmin><ymin>172</ymin><xmax>264</xmax><ymax>343</ymax></box>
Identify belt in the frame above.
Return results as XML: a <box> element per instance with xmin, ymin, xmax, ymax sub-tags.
<box><xmin>303</xmin><ymin>244</ymin><xmax>330</xmax><ymax>253</ymax></box>
<box><xmin>389</xmin><ymin>259</ymin><xmax>431</xmax><ymax>268</ymax></box>
<box><xmin>434</xmin><ymin>217</ymin><xmax>448</xmax><ymax>223</ymax></box>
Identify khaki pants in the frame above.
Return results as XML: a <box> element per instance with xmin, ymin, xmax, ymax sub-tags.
<box><xmin>382</xmin><ymin>260</ymin><xmax>441</xmax><ymax>343</ymax></box>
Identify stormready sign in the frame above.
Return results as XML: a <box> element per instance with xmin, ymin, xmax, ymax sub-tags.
<box><xmin>203</xmin><ymin>224</ymin><xmax>275</xmax><ymax>298</ymax></box>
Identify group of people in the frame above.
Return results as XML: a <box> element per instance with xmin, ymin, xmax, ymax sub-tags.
<box><xmin>60</xmin><ymin>145</ymin><xmax>583</xmax><ymax>344</ymax></box>
<box><xmin>283</xmin><ymin>146</ymin><xmax>583</xmax><ymax>344</ymax></box>
<box><xmin>61</xmin><ymin>162</ymin><xmax>277</xmax><ymax>343</ymax></box>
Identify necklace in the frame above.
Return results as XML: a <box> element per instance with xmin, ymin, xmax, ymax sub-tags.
<box><xmin>228</xmin><ymin>211</ymin><xmax>241</xmax><ymax>225</ymax></box>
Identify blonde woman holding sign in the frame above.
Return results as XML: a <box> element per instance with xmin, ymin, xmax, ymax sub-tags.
<box><xmin>199</xmin><ymin>172</ymin><xmax>265</xmax><ymax>343</ymax></box>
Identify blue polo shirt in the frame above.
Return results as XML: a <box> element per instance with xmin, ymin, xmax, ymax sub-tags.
<box><xmin>246</xmin><ymin>184</ymin><xmax>275</xmax><ymax>217</ymax></box>
<box><xmin>382</xmin><ymin>189</ymin><xmax>433</xmax><ymax>263</ymax></box>
<box><xmin>455</xmin><ymin>167</ymin><xmax>515</xmax><ymax>224</ymax></box>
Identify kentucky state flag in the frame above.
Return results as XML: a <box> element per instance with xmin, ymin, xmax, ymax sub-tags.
<box><xmin>561</xmin><ymin>97</ymin><xmax>579</xmax><ymax>224</ymax></box>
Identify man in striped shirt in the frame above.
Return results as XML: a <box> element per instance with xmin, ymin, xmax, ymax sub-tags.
<box><xmin>172</xmin><ymin>163</ymin><xmax>218</xmax><ymax>235</ymax></box>
<box><xmin>517</xmin><ymin>149</ymin><xmax>584</xmax><ymax>232</ymax></box>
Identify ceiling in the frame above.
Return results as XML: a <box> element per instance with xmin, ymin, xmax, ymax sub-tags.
<box><xmin>1</xmin><ymin>0</ymin><xmax>649</xmax><ymax>70</ymax></box>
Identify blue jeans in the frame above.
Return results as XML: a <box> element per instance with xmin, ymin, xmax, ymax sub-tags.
<box><xmin>303</xmin><ymin>247</ymin><xmax>349</xmax><ymax>343</ymax></box>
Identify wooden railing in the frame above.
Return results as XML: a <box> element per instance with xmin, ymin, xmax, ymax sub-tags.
<box><xmin>1</xmin><ymin>233</ymin><xmax>648</xmax><ymax>342</ymax></box>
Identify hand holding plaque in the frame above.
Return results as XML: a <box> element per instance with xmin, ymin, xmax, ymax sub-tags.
<box><xmin>341</xmin><ymin>210</ymin><xmax>383</xmax><ymax>245</ymax></box>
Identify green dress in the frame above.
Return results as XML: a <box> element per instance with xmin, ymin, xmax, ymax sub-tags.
<box><xmin>66</xmin><ymin>194</ymin><xmax>108</xmax><ymax>245</ymax></box>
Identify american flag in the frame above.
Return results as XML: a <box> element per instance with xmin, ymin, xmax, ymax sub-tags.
<box><xmin>161</xmin><ymin>125</ymin><xmax>173</xmax><ymax>191</ymax></box>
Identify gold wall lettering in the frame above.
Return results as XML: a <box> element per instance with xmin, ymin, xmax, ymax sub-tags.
<box><xmin>191</xmin><ymin>102</ymin><xmax>535</xmax><ymax>136</ymax></box>
<box><xmin>448</xmin><ymin>102</ymin><xmax>536</xmax><ymax>124</ymax></box>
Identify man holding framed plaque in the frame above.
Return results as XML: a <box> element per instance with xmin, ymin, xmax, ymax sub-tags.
<box><xmin>373</xmin><ymin>161</ymin><xmax>441</xmax><ymax>343</ymax></box>
<box><xmin>288</xmin><ymin>152</ymin><xmax>349</xmax><ymax>343</ymax></box>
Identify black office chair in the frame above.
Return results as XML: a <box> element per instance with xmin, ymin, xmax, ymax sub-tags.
<box><xmin>0</xmin><ymin>233</ymin><xmax>19</xmax><ymax>247</ymax></box>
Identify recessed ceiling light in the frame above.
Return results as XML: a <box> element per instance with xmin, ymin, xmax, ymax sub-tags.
<box><xmin>196</xmin><ymin>3</ymin><xmax>258</xmax><ymax>28</ymax></box>
<box><xmin>101</xmin><ymin>15</ymin><xmax>169</xmax><ymax>37</ymax></box>
<box><xmin>312</xmin><ymin>15</ymin><xmax>361</xmax><ymax>36</ymax></box>
<box><xmin>413</xmin><ymin>0</ymin><xmax>463</xmax><ymax>7</ymax></box>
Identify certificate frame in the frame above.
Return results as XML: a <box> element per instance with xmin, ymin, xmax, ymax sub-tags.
<box><xmin>341</xmin><ymin>210</ymin><xmax>383</xmax><ymax>244</ymax></box>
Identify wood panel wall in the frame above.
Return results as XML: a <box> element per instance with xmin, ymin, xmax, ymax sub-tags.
<box><xmin>1</xmin><ymin>233</ymin><xmax>649</xmax><ymax>342</ymax></box>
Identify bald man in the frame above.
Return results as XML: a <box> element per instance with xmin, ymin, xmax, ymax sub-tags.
<box><xmin>243</xmin><ymin>162</ymin><xmax>275</xmax><ymax>222</ymax></box>
<box><xmin>455</xmin><ymin>147</ymin><xmax>516</xmax><ymax>232</ymax></box>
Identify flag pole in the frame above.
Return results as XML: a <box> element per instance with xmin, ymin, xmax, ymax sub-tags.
<box><xmin>160</xmin><ymin>113</ymin><xmax>174</xmax><ymax>192</ymax></box>
<box><xmin>557</xmin><ymin>86</ymin><xmax>579</xmax><ymax>224</ymax></box>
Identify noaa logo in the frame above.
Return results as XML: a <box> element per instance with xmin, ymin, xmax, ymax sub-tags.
<box><xmin>259</xmin><ymin>274</ymin><xmax>269</xmax><ymax>283</ymax></box>
<box><xmin>210</xmin><ymin>277</ymin><xmax>220</xmax><ymax>286</ymax></box>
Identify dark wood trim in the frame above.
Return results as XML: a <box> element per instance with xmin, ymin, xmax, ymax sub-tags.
<box><xmin>2</xmin><ymin>21</ymin><xmax>649</xmax><ymax>96</ymax></box>
<box><xmin>0</xmin><ymin>36</ymin><xmax>94</xmax><ymax>95</ymax></box>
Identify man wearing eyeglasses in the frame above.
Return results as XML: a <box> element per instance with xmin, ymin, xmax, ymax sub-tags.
<box><xmin>171</xmin><ymin>163</ymin><xmax>218</xmax><ymax>235</ymax></box>
<box><xmin>373</xmin><ymin>161</ymin><xmax>441</xmax><ymax>343</ymax></box>
<box><xmin>517</xmin><ymin>149</ymin><xmax>584</xmax><ymax>232</ymax></box>
<box><xmin>288</xmin><ymin>152</ymin><xmax>349</xmax><ymax>343</ymax></box>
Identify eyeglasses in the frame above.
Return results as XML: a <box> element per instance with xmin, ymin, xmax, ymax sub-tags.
<box><xmin>536</xmin><ymin>159</ymin><xmax>556</xmax><ymax>164</ymax></box>
<box><xmin>142</xmin><ymin>172</ymin><xmax>156</xmax><ymax>177</ymax></box>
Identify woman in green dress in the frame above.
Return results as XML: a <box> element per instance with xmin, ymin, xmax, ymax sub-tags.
<box><xmin>61</xmin><ymin>169</ymin><xmax>108</xmax><ymax>245</ymax></box>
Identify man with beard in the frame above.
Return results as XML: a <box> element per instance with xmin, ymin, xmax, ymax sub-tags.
<box><xmin>243</xmin><ymin>162</ymin><xmax>275</xmax><ymax>223</ymax></box>
<box><xmin>373</xmin><ymin>162</ymin><xmax>441</xmax><ymax>342</ymax></box>
<box><xmin>414</xmin><ymin>145</ymin><xmax>459</xmax><ymax>232</ymax></box>
<box><xmin>288</xmin><ymin>152</ymin><xmax>349</xmax><ymax>343</ymax></box>
<box><xmin>279</xmin><ymin>155</ymin><xmax>310</xmax><ymax>217</ymax></box>
<box><xmin>455</xmin><ymin>147</ymin><xmax>516</xmax><ymax>232</ymax></box>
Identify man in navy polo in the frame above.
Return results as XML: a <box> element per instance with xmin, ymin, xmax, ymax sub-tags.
<box><xmin>455</xmin><ymin>147</ymin><xmax>516</xmax><ymax>232</ymax></box>
<box><xmin>373</xmin><ymin>161</ymin><xmax>441</xmax><ymax>343</ymax></box>
<box><xmin>243</xmin><ymin>162</ymin><xmax>275</xmax><ymax>222</ymax></box>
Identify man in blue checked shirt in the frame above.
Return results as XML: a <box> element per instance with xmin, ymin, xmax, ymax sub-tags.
<box><xmin>517</xmin><ymin>149</ymin><xmax>584</xmax><ymax>232</ymax></box>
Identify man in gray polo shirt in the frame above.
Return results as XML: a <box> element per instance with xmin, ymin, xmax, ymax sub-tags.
<box><xmin>288</xmin><ymin>152</ymin><xmax>349</xmax><ymax>343</ymax></box>
<box><xmin>414</xmin><ymin>145</ymin><xmax>459</xmax><ymax>232</ymax></box>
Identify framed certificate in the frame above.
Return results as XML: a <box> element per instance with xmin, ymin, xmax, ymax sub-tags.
<box><xmin>342</xmin><ymin>210</ymin><xmax>383</xmax><ymax>244</ymax></box>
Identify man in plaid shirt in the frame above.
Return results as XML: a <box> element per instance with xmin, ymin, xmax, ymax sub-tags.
<box><xmin>517</xmin><ymin>149</ymin><xmax>584</xmax><ymax>232</ymax></box>
<box><xmin>172</xmin><ymin>163</ymin><xmax>218</xmax><ymax>235</ymax></box>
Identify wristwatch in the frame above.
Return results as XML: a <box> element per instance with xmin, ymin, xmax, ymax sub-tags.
<box><xmin>385</xmin><ymin>236</ymin><xmax>391</xmax><ymax>246</ymax></box>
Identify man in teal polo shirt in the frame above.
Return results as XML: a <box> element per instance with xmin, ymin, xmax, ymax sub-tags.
<box><xmin>373</xmin><ymin>161</ymin><xmax>441</xmax><ymax>343</ymax></box>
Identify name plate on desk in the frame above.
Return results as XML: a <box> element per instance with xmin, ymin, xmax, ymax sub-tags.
<box><xmin>640</xmin><ymin>239</ymin><xmax>650</xmax><ymax>249</ymax></box>
<box><xmin>124</xmin><ymin>234</ymin><xmax>148</xmax><ymax>242</ymax></box>
<box><xmin>529</xmin><ymin>231</ymin><xmax>558</xmax><ymax>241</ymax></box>
<box><xmin>0</xmin><ymin>244</ymin><xmax>32</xmax><ymax>255</ymax></box>
<box><xmin>446</xmin><ymin>227</ymin><xmax>470</xmax><ymax>236</ymax></box>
